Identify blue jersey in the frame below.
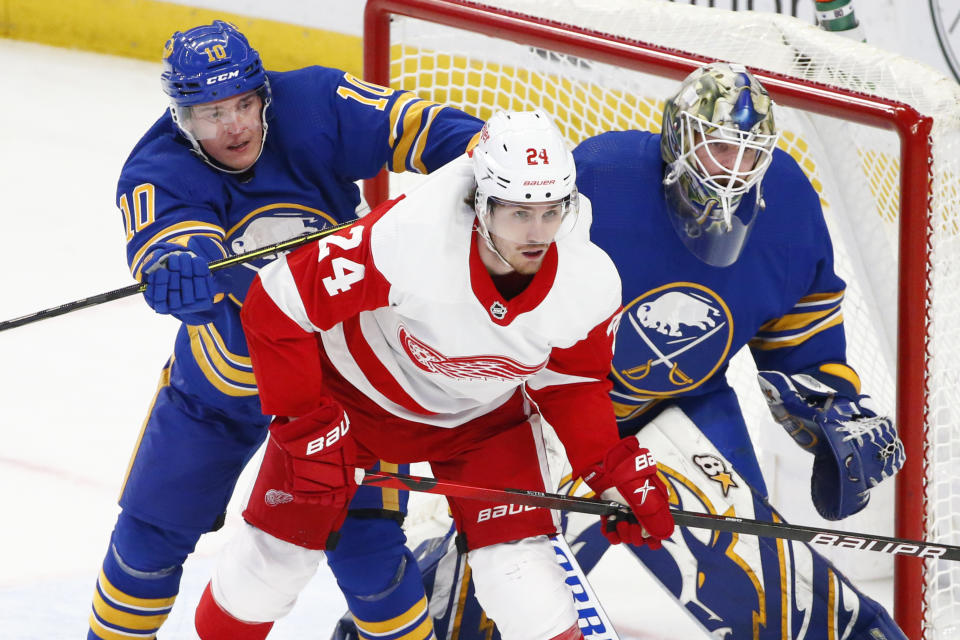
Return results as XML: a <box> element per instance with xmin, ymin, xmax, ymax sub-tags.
<box><xmin>574</xmin><ymin>131</ymin><xmax>849</xmax><ymax>428</ymax></box>
<box><xmin>116</xmin><ymin>66</ymin><xmax>482</xmax><ymax>412</ymax></box>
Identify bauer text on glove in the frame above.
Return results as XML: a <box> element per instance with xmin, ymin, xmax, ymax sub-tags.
<box><xmin>583</xmin><ymin>435</ymin><xmax>675</xmax><ymax>549</ymax></box>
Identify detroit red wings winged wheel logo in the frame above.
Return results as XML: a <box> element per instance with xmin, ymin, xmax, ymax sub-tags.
<box><xmin>398</xmin><ymin>326</ymin><xmax>547</xmax><ymax>381</ymax></box>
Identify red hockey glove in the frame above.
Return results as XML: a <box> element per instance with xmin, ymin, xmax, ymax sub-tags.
<box><xmin>243</xmin><ymin>397</ymin><xmax>359</xmax><ymax>549</ymax></box>
<box><xmin>268</xmin><ymin>397</ymin><xmax>358</xmax><ymax>507</ymax></box>
<box><xmin>585</xmin><ymin>436</ymin><xmax>674</xmax><ymax>550</ymax></box>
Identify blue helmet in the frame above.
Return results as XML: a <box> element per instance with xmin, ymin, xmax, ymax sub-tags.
<box><xmin>160</xmin><ymin>21</ymin><xmax>272</xmax><ymax>172</ymax></box>
<box><xmin>161</xmin><ymin>20</ymin><xmax>267</xmax><ymax>107</ymax></box>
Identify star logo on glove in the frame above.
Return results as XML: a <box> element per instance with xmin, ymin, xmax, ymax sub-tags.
<box><xmin>633</xmin><ymin>479</ymin><xmax>656</xmax><ymax>504</ymax></box>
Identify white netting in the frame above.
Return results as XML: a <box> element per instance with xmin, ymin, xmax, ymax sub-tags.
<box><xmin>374</xmin><ymin>1</ymin><xmax>960</xmax><ymax>637</ymax></box>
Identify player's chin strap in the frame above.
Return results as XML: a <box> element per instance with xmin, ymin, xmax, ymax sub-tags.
<box><xmin>473</xmin><ymin>222</ymin><xmax>514</xmax><ymax>271</ymax></box>
<box><xmin>357</xmin><ymin>469</ymin><xmax>960</xmax><ymax>562</ymax></box>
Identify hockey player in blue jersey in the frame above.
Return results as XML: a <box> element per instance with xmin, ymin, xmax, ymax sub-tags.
<box><xmin>86</xmin><ymin>20</ymin><xmax>482</xmax><ymax>640</ymax></box>
<box><xmin>562</xmin><ymin>61</ymin><xmax>907</xmax><ymax>640</ymax></box>
<box><xmin>340</xmin><ymin>62</ymin><xmax>908</xmax><ymax>640</ymax></box>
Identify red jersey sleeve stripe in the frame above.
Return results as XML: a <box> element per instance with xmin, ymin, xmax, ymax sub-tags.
<box><xmin>341</xmin><ymin>315</ymin><xmax>438</xmax><ymax>416</ymax></box>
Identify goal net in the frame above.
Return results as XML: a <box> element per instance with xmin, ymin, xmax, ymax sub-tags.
<box><xmin>363</xmin><ymin>1</ymin><xmax>960</xmax><ymax>638</ymax></box>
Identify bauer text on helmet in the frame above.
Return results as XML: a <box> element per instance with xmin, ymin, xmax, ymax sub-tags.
<box><xmin>161</xmin><ymin>20</ymin><xmax>273</xmax><ymax>173</ymax></box>
<box><xmin>661</xmin><ymin>62</ymin><xmax>779</xmax><ymax>267</ymax></box>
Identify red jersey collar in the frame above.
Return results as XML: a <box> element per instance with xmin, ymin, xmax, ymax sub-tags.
<box><xmin>469</xmin><ymin>229</ymin><xmax>558</xmax><ymax>325</ymax></box>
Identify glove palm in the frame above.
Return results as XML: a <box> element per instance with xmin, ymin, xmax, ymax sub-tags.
<box><xmin>758</xmin><ymin>370</ymin><xmax>905</xmax><ymax>520</ymax></box>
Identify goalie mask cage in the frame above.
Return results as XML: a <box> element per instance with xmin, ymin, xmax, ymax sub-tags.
<box><xmin>363</xmin><ymin>1</ymin><xmax>960</xmax><ymax>638</ymax></box>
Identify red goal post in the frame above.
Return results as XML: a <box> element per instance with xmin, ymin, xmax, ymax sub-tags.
<box><xmin>362</xmin><ymin>1</ymin><xmax>958</xmax><ymax>638</ymax></box>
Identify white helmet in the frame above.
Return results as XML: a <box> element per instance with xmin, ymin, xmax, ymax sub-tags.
<box><xmin>472</xmin><ymin>109</ymin><xmax>579</xmax><ymax>249</ymax></box>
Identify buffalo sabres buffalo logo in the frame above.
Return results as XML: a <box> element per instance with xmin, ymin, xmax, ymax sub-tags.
<box><xmin>612</xmin><ymin>283</ymin><xmax>733</xmax><ymax>397</ymax></box>
<box><xmin>398</xmin><ymin>325</ymin><xmax>547</xmax><ymax>381</ymax></box>
<box><xmin>229</xmin><ymin>207</ymin><xmax>338</xmax><ymax>265</ymax></box>
<box><xmin>218</xmin><ymin>204</ymin><xmax>338</xmax><ymax>300</ymax></box>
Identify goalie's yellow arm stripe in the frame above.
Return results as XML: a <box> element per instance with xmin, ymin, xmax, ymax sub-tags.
<box><xmin>749</xmin><ymin>311</ymin><xmax>843</xmax><ymax>350</ymax></box>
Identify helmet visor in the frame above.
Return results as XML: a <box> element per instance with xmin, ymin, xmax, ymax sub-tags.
<box><xmin>480</xmin><ymin>193</ymin><xmax>579</xmax><ymax>246</ymax></box>
<box><xmin>173</xmin><ymin>87</ymin><xmax>267</xmax><ymax>141</ymax></box>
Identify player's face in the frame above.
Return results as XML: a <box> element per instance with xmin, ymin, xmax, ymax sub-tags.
<box><xmin>188</xmin><ymin>91</ymin><xmax>264</xmax><ymax>170</ymax></box>
<box><xmin>692</xmin><ymin>133</ymin><xmax>760</xmax><ymax>185</ymax></box>
<box><xmin>481</xmin><ymin>200</ymin><xmax>565</xmax><ymax>275</ymax></box>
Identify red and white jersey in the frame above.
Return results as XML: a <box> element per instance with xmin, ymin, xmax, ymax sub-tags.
<box><xmin>242</xmin><ymin>156</ymin><xmax>623</xmax><ymax>473</ymax></box>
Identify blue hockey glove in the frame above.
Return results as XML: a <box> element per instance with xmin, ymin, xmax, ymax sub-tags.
<box><xmin>757</xmin><ymin>369</ymin><xmax>905</xmax><ymax>521</ymax></box>
<box><xmin>142</xmin><ymin>236</ymin><xmax>224</xmax><ymax>324</ymax></box>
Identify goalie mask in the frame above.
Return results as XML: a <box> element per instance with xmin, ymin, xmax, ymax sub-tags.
<box><xmin>161</xmin><ymin>20</ymin><xmax>272</xmax><ymax>173</ymax></box>
<box><xmin>472</xmin><ymin>109</ymin><xmax>579</xmax><ymax>262</ymax></box>
<box><xmin>661</xmin><ymin>63</ymin><xmax>779</xmax><ymax>266</ymax></box>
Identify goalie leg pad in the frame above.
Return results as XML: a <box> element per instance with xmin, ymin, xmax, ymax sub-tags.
<box><xmin>591</xmin><ymin>401</ymin><xmax>905</xmax><ymax>639</ymax></box>
<box><xmin>468</xmin><ymin>535</ymin><xmax>579</xmax><ymax>640</ymax></box>
<box><xmin>88</xmin><ymin>513</ymin><xmax>196</xmax><ymax>639</ymax></box>
<box><xmin>326</xmin><ymin>516</ymin><xmax>434</xmax><ymax>640</ymax></box>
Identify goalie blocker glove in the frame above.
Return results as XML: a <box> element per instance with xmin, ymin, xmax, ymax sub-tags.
<box><xmin>583</xmin><ymin>435</ymin><xmax>675</xmax><ymax>549</ymax></box>
<box><xmin>758</xmin><ymin>369</ymin><xmax>905</xmax><ymax>520</ymax></box>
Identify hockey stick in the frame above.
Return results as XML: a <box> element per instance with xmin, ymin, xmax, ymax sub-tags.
<box><xmin>361</xmin><ymin>469</ymin><xmax>960</xmax><ymax>562</ymax></box>
<box><xmin>0</xmin><ymin>218</ymin><xmax>359</xmax><ymax>332</ymax></box>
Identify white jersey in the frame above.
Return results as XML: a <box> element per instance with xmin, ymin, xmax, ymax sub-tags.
<box><xmin>243</xmin><ymin>156</ymin><xmax>622</xmax><ymax>471</ymax></box>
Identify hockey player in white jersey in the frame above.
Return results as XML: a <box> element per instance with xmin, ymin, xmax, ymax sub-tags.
<box><xmin>192</xmin><ymin>109</ymin><xmax>675</xmax><ymax>640</ymax></box>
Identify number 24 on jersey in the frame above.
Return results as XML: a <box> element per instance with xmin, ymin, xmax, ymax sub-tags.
<box><xmin>318</xmin><ymin>225</ymin><xmax>366</xmax><ymax>296</ymax></box>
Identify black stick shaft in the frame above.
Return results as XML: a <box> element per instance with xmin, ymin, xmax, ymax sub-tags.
<box><xmin>0</xmin><ymin>218</ymin><xmax>358</xmax><ymax>332</ymax></box>
<box><xmin>362</xmin><ymin>469</ymin><xmax>960</xmax><ymax>562</ymax></box>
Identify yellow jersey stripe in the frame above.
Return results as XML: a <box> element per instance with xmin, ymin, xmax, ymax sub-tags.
<box><xmin>354</xmin><ymin>596</ymin><xmax>428</xmax><ymax>634</ymax></box>
<box><xmin>391</xmin><ymin>99</ymin><xmax>441</xmax><ymax>173</ymax></box>
<box><xmin>409</xmin><ymin>104</ymin><xmax>445</xmax><ymax>174</ymax></box>
<box><xmin>756</xmin><ymin>303</ymin><xmax>841</xmax><ymax>334</ymax></box>
<box><xmin>129</xmin><ymin>223</ymin><xmax>224</xmax><ymax>279</ymax></box>
<box><xmin>388</xmin><ymin>92</ymin><xmax>419</xmax><ymax>149</ymax></box>
<box><xmin>749</xmin><ymin>312</ymin><xmax>843</xmax><ymax>350</ymax></box>
<box><xmin>119</xmin><ymin>360</ymin><xmax>172</xmax><ymax>499</ymax></box>
<box><xmin>195</xmin><ymin>326</ymin><xmax>256</xmax><ymax>384</ymax></box>
<box><xmin>188</xmin><ymin>326</ymin><xmax>258</xmax><ymax>396</ymax></box>
<box><xmin>203</xmin><ymin>324</ymin><xmax>254</xmax><ymax>369</ymax></box>
<box><xmin>465</xmin><ymin>130</ymin><xmax>482</xmax><ymax>153</ymax></box>
<box><xmin>794</xmin><ymin>291</ymin><xmax>845</xmax><ymax>307</ymax></box>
